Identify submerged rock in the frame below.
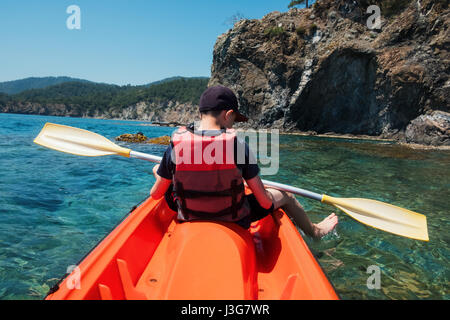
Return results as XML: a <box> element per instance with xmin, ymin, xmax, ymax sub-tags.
<box><xmin>115</xmin><ymin>133</ymin><xmax>171</xmax><ymax>145</ymax></box>
<box><xmin>146</xmin><ymin>136</ymin><xmax>171</xmax><ymax>145</ymax></box>
<box><xmin>115</xmin><ymin>133</ymin><xmax>148</xmax><ymax>143</ymax></box>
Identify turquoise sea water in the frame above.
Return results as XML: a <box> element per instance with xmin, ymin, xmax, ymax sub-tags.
<box><xmin>0</xmin><ymin>113</ymin><xmax>448</xmax><ymax>299</ymax></box>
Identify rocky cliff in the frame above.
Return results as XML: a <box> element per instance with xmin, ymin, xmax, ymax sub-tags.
<box><xmin>209</xmin><ymin>0</ymin><xmax>449</xmax><ymax>145</ymax></box>
<box><xmin>0</xmin><ymin>100</ymin><xmax>198</xmax><ymax>124</ymax></box>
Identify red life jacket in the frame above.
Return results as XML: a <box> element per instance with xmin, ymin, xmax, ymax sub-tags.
<box><xmin>171</xmin><ymin>126</ymin><xmax>250</xmax><ymax>222</ymax></box>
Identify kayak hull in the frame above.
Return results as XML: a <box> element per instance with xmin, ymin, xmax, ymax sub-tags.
<box><xmin>46</xmin><ymin>194</ymin><xmax>338</xmax><ymax>300</ymax></box>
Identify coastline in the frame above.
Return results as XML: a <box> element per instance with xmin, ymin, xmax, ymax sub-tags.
<box><xmin>117</xmin><ymin>118</ymin><xmax>450</xmax><ymax>151</ymax></box>
<box><xmin>280</xmin><ymin>131</ymin><xmax>395</xmax><ymax>143</ymax></box>
<box><xmin>3</xmin><ymin>112</ymin><xmax>449</xmax><ymax>151</ymax></box>
<box><xmin>279</xmin><ymin>131</ymin><xmax>450</xmax><ymax>151</ymax></box>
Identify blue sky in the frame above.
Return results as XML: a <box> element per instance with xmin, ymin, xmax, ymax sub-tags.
<box><xmin>0</xmin><ymin>0</ymin><xmax>308</xmax><ymax>85</ymax></box>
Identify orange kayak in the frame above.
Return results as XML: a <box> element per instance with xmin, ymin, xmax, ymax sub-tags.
<box><xmin>45</xmin><ymin>192</ymin><xmax>338</xmax><ymax>300</ymax></box>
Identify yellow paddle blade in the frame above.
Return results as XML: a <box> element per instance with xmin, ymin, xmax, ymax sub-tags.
<box><xmin>322</xmin><ymin>195</ymin><xmax>429</xmax><ymax>241</ymax></box>
<box><xmin>34</xmin><ymin>123</ymin><xmax>131</xmax><ymax>157</ymax></box>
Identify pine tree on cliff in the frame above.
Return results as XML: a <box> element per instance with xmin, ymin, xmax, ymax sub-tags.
<box><xmin>288</xmin><ymin>0</ymin><xmax>309</xmax><ymax>9</ymax></box>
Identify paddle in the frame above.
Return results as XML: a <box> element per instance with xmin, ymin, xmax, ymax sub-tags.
<box><xmin>34</xmin><ymin>122</ymin><xmax>429</xmax><ymax>241</ymax></box>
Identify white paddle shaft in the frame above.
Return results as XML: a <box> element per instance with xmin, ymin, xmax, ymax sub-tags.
<box><xmin>130</xmin><ymin>151</ymin><xmax>163</xmax><ymax>163</ymax></box>
<box><xmin>261</xmin><ymin>179</ymin><xmax>323</xmax><ymax>202</ymax></box>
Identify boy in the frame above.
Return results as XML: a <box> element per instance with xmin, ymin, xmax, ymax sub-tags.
<box><xmin>150</xmin><ymin>86</ymin><xmax>338</xmax><ymax>238</ymax></box>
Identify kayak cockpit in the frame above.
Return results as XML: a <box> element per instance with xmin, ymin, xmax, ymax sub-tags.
<box><xmin>135</xmin><ymin>220</ymin><xmax>258</xmax><ymax>299</ymax></box>
<box><xmin>46</xmin><ymin>196</ymin><xmax>338</xmax><ymax>300</ymax></box>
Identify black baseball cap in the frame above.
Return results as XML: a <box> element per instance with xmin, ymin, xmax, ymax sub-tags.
<box><xmin>199</xmin><ymin>86</ymin><xmax>248</xmax><ymax>122</ymax></box>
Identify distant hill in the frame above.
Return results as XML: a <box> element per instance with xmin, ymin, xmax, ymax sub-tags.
<box><xmin>0</xmin><ymin>75</ymin><xmax>210</xmax><ymax>121</ymax></box>
<box><xmin>0</xmin><ymin>76</ymin><xmax>92</xmax><ymax>95</ymax></box>
<box><xmin>2</xmin><ymin>77</ymin><xmax>209</xmax><ymax>116</ymax></box>
<box><xmin>0</xmin><ymin>76</ymin><xmax>210</xmax><ymax>94</ymax></box>
<box><xmin>146</xmin><ymin>76</ymin><xmax>210</xmax><ymax>87</ymax></box>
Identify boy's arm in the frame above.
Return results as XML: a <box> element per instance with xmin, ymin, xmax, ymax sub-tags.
<box><xmin>150</xmin><ymin>164</ymin><xmax>172</xmax><ymax>200</ymax></box>
<box><xmin>236</xmin><ymin>138</ymin><xmax>273</xmax><ymax>209</ymax></box>
<box><xmin>246</xmin><ymin>175</ymin><xmax>274</xmax><ymax>209</ymax></box>
<box><xmin>150</xmin><ymin>144</ymin><xmax>175</xmax><ymax>200</ymax></box>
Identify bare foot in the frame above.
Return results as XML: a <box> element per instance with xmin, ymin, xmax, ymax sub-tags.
<box><xmin>313</xmin><ymin>213</ymin><xmax>338</xmax><ymax>239</ymax></box>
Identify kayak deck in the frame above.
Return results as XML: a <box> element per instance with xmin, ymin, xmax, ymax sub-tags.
<box><xmin>46</xmin><ymin>194</ymin><xmax>338</xmax><ymax>300</ymax></box>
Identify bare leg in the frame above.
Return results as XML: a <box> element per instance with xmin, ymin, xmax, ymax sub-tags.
<box><xmin>266</xmin><ymin>188</ymin><xmax>338</xmax><ymax>239</ymax></box>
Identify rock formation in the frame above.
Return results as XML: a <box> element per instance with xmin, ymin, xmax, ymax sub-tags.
<box><xmin>209</xmin><ymin>0</ymin><xmax>449</xmax><ymax>145</ymax></box>
<box><xmin>0</xmin><ymin>100</ymin><xmax>198</xmax><ymax>125</ymax></box>
<box><xmin>116</xmin><ymin>133</ymin><xmax>149</xmax><ymax>143</ymax></box>
<box><xmin>115</xmin><ymin>133</ymin><xmax>171</xmax><ymax>145</ymax></box>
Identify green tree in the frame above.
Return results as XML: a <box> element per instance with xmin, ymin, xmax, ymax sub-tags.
<box><xmin>9</xmin><ymin>77</ymin><xmax>209</xmax><ymax>115</ymax></box>
<box><xmin>288</xmin><ymin>0</ymin><xmax>309</xmax><ymax>9</ymax></box>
